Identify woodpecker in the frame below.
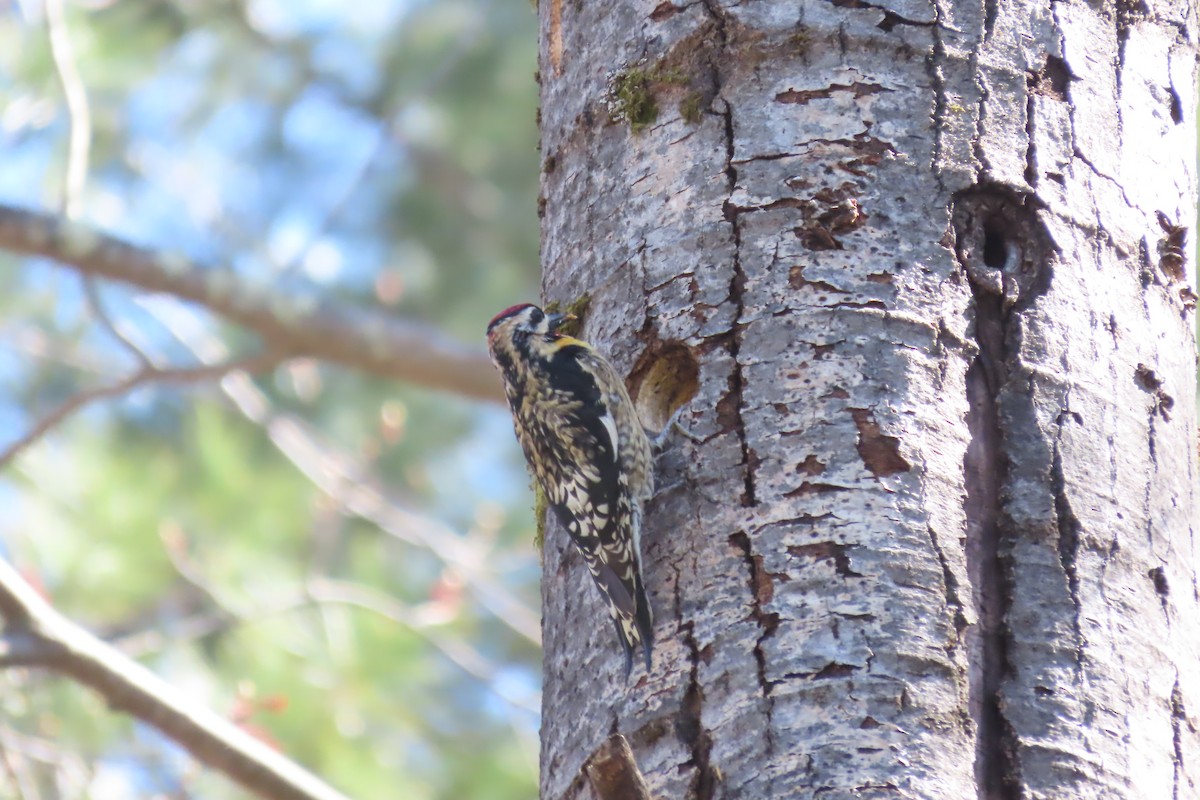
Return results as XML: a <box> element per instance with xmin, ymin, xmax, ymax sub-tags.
<box><xmin>486</xmin><ymin>303</ymin><xmax>654</xmax><ymax>676</ymax></box>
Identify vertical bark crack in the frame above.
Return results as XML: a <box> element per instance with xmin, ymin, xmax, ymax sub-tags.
<box><xmin>729</xmin><ymin>531</ymin><xmax>779</xmax><ymax>755</ymax></box>
<box><xmin>963</xmin><ymin>332</ymin><xmax>1019</xmax><ymax>800</ymax></box>
<box><xmin>955</xmin><ymin>185</ymin><xmax>1057</xmax><ymax>800</ymax></box>
<box><xmin>722</xmin><ymin>184</ymin><xmax>756</xmax><ymax>507</ymax></box>
<box><xmin>702</xmin><ymin>0</ymin><xmax>756</xmax><ymax>508</ymax></box>
<box><xmin>972</xmin><ymin>75</ymin><xmax>992</xmax><ymax>177</ymax></box>
<box><xmin>1171</xmin><ymin>674</ymin><xmax>1185</xmax><ymax>800</ymax></box>
<box><xmin>1023</xmin><ymin>81</ymin><xmax>1037</xmax><ymax>186</ymax></box>
<box><xmin>926</xmin><ymin>0</ymin><xmax>950</xmax><ymax>189</ymax></box>
<box><xmin>1051</xmin><ymin>439</ymin><xmax>1085</xmax><ymax>659</ymax></box>
<box><xmin>677</xmin><ymin>622</ymin><xmax>716</xmax><ymax>800</ymax></box>
<box><xmin>983</xmin><ymin>0</ymin><xmax>999</xmax><ymax>39</ymax></box>
<box><xmin>927</xmin><ymin>521</ymin><xmax>969</xmax><ymax>638</ymax></box>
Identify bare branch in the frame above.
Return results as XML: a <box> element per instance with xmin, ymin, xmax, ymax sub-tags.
<box><xmin>0</xmin><ymin>205</ymin><xmax>505</xmax><ymax>403</ymax></box>
<box><xmin>44</xmin><ymin>0</ymin><xmax>90</xmax><ymax>218</ymax></box>
<box><xmin>0</xmin><ymin>721</ymin><xmax>92</xmax><ymax>789</ymax></box>
<box><xmin>112</xmin><ymin>598</ymin><xmax>308</xmax><ymax>661</ymax></box>
<box><xmin>0</xmin><ymin>353</ymin><xmax>280</xmax><ymax>470</ymax></box>
<box><xmin>304</xmin><ymin>578</ymin><xmax>540</xmax><ymax>713</ymax></box>
<box><xmin>0</xmin><ymin>558</ymin><xmax>351</xmax><ymax>800</ymax></box>
<box><xmin>157</xmin><ymin>522</ymin><xmax>246</xmax><ymax>618</ymax></box>
<box><xmin>81</xmin><ymin>276</ymin><xmax>156</xmax><ymax>368</ymax></box>
<box><xmin>217</xmin><ymin>369</ymin><xmax>542</xmax><ymax>645</ymax></box>
<box><xmin>136</xmin><ymin>529</ymin><xmax>540</xmax><ymax>713</ymax></box>
<box><xmin>0</xmin><ymin>726</ymin><xmax>44</xmax><ymax>800</ymax></box>
<box><xmin>0</xmin><ymin>324</ymin><xmax>109</xmax><ymax>374</ymax></box>
<box><xmin>0</xmin><ymin>629</ymin><xmax>65</xmax><ymax>667</ymax></box>
<box><xmin>147</xmin><ymin>308</ymin><xmax>541</xmax><ymax>646</ymax></box>
<box><xmin>106</xmin><ymin>585</ymin><xmax>540</xmax><ymax>714</ymax></box>
<box><xmin>46</xmin><ymin>0</ymin><xmax>145</xmax><ymax>378</ymax></box>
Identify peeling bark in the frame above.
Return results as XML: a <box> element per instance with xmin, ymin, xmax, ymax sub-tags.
<box><xmin>538</xmin><ymin>1</ymin><xmax>1199</xmax><ymax>798</ymax></box>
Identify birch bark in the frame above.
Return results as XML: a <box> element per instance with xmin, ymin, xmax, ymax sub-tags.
<box><xmin>537</xmin><ymin>1</ymin><xmax>1199</xmax><ymax>798</ymax></box>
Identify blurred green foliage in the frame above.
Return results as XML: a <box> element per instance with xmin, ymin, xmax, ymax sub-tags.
<box><xmin>0</xmin><ymin>0</ymin><xmax>541</xmax><ymax>797</ymax></box>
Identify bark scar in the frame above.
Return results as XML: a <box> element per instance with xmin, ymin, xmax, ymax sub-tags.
<box><xmin>954</xmin><ymin>187</ymin><xmax>1039</xmax><ymax>800</ymax></box>
<box><xmin>849</xmin><ymin>407</ymin><xmax>911</xmax><ymax>477</ymax></box>
<box><xmin>955</xmin><ymin>184</ymin><xmax>1061</xmax><ymax>800</ymax></box>
<box><xmin>962</xmin><ymin>271</ymin><xmax>1020</xmax><ymax>800</ymax></box>
<box><xmin>548</xmin><ymin>0</ymin><xmax>564</xmax><ymax>75</ymax></box>
<box><xmin>583</xmin><ymin>734</ymin><xmax>653</xmax><ymax>800</ymax></box>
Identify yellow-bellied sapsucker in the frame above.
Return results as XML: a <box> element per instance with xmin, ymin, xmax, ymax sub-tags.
<box><xmin>486</xmin><ymin>303</ymin><xmax>654</xmax><ymax>676</ymax></box>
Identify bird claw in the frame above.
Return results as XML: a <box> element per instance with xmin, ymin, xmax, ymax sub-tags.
<box><xmin>648</xmin><ymin>408</ymin><xmax>702</xmax><ymax>451</ymax></box>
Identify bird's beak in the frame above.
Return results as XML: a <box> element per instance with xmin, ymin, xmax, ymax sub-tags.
<box><xmin>546</xmin><ymin>313</ymin><xmax>576</xmax><ymax>333</ymax></box>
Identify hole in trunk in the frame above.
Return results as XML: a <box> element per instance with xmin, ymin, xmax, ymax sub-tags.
<box><xmin>629</xmin><ymin>341</ymin><xmax>700</xmax><ymax>433</ymax></box>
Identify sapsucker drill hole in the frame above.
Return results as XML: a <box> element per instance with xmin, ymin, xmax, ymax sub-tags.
<box><xmin>983</xmin><ymin>224</ymin><xmax>1010</xmax><ymax>270</ymax></box>
<box><xmin>629</xmin><ymin>341</ymin><xmax>700</xmax><ymax>435</ymax></box>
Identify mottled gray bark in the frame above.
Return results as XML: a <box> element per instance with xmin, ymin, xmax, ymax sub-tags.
<box><xmin>538</xmin><ymin>1</ymin><xmax>1199</xmax><ymax>798</ymax></box>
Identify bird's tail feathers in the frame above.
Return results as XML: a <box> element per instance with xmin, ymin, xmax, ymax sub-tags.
<box><xmin>613</xmin><ymin>573</ymin><xmax>654</xmax><ymax>680</ymax></box>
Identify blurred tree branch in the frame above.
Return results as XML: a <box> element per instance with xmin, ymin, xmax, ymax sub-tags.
<box><xmin>48</xmin><ymin>0</ymin><xmax>161</xmax><ymax>376</ymax></box>
<box><xmin>0</xmin><ymin>727</ymin><xmax>42</xmax><ymax>800</ymax></box>
<box><xmin>45</xmin><ymin>0</ymin><xmax>90</xmax><ymax>219</ymax></box>
<box><xmin>0</xmin><ymin>352</ymin><xmax>281</xmax><ymax>470</ymax></box>
<box><xmin>0</xmin><ymin>558</ymin><xmax>352</xmax><ymax>800</ymax></box>
<box><xmin>217</xmin><ymin>370</ymin><xmax>542</xmax><ymax>643</ymax></box>
<box><xmin>0</xmin><ymin>204</ymin><xmax>505</xmax><ymax>403</ymax></box>
<box><xmin>0</xmin><ymin>719</ymin><xmax>92</xmax><ymax>796</ymax></box>
<box><xmin>153</xmin><ymin>304</ymin><xmax>543</xmax><ymax>645</ymax></box>
<box><xmin>0</xmin><ymin>0</ymin><xmax>540</xmax><ymax>791</ymax></box>
<box><xmin>154</xmin><ymin>522</ymin><xmax>540</xmax><ymax>713</ymax></box>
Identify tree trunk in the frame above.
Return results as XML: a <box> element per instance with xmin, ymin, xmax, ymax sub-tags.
<box><xmin>537</xmin><ymin>1</ymin><xmax>1199</xmax><ymax>798</ymax></box>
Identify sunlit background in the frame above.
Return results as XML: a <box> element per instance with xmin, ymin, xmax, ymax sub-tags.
<box><xmin>0</xmin><ymin>0</ymin><xmax>541</xmax><ymax>796</ymax></box>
